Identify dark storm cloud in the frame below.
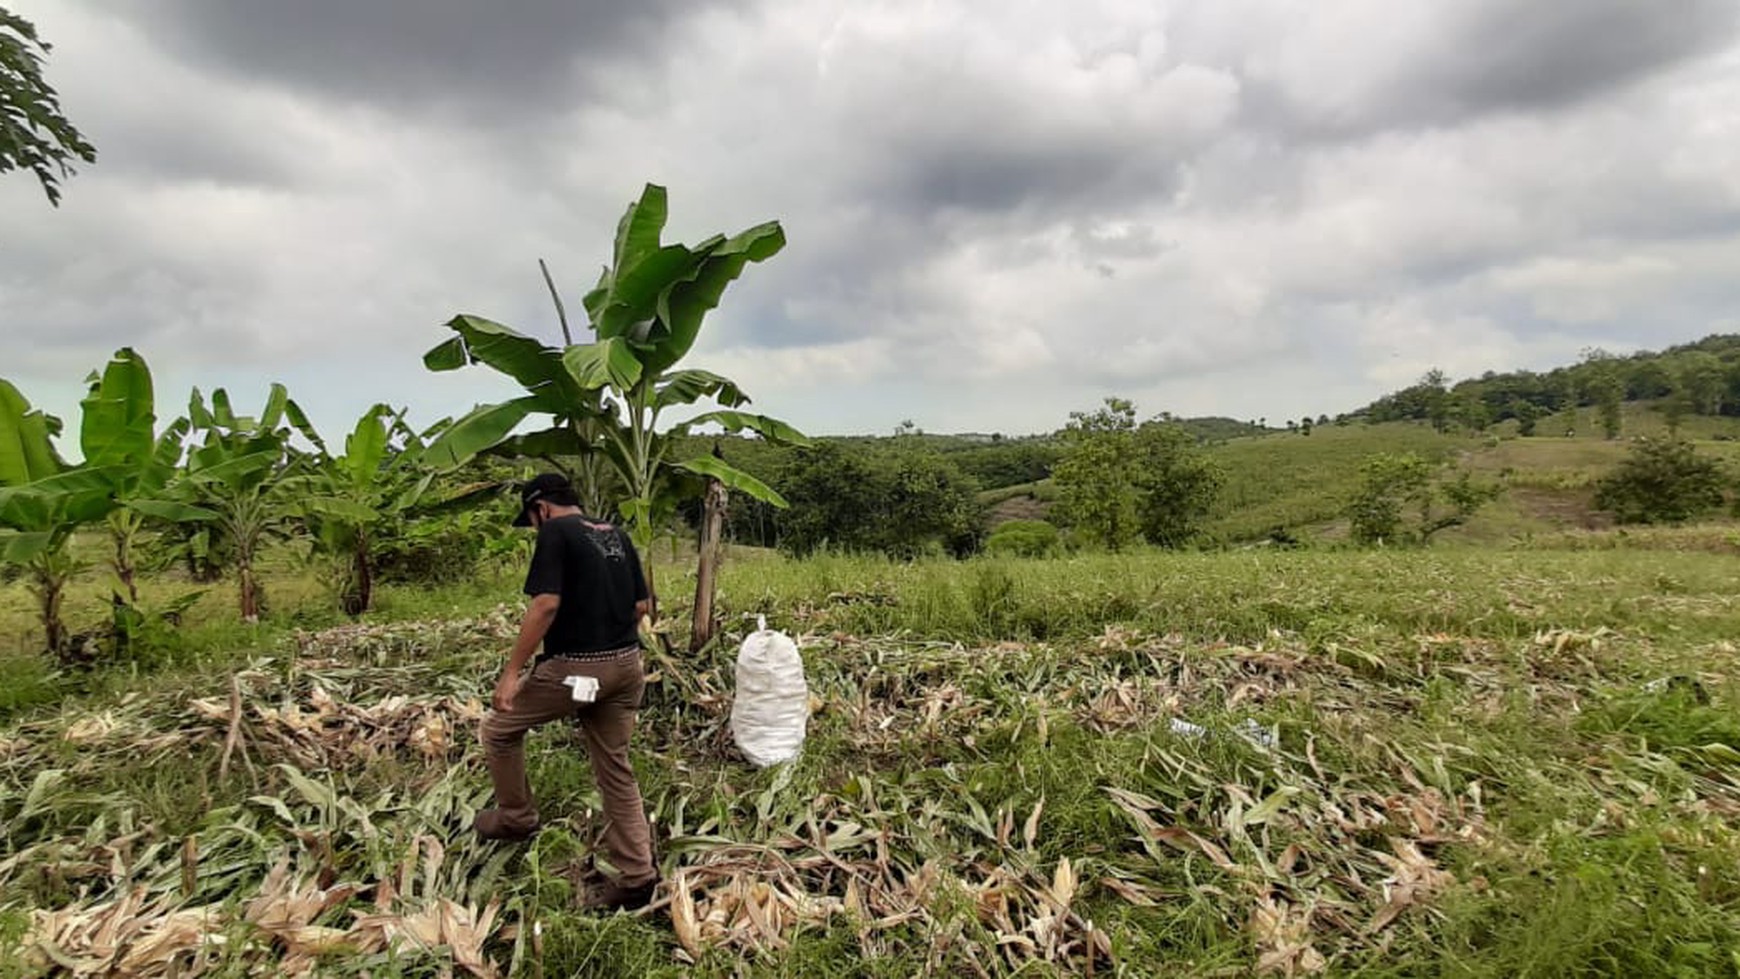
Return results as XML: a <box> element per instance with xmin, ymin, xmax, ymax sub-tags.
<box><xmin>106</xmin><ymin>0</ymin><xmax>735</xmax><ymax>115</ymax></box>
<box><xmin>10</xmin><ymin>0</ymin><xmax>1740</xmax><ymax>438</ymax></box>
<box><xmin>1221</xmin><ymin>0</ymin><xmax>1740</xmax><ymax>136</ymax></box>
<box><xmin>1437</xmin><ymin>1</ymin><xmax>1740</xmax><ymax>114</ymax></box>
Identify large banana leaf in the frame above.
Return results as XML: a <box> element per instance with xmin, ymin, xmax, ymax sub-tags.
<box><xmin>613</xmin><ymin>183</ymin><xmax>668</xmax><ymax>274</ymax></box>
<box><xmin>655</xmin><ymin>369</ymin><xmax>749</xmax><ymax>409</ymax></box>
<box><xmin>0</xmin><ymin>380</ymin><xmax>65</xmax><ymax>486</ymax></box>
<box><xmin>583</xmin><ymin>186</ymin><xmax>677</xmax><ymax>338</ymax></box>
<box><xmin>0</xmin><ymin>466</ymin><xmax>123</xmax><ymax>529</ymax></box>
<box><xmin>152</xmin><ymin>417</ymin><xmax>190</xmax><ymax>473</ymax></box>
<box><xmin>126</xmin><ymin>499</ymin><xmax>219</xmax><ymax>523</ymax></box>
<box><xmin>0</xmin><ymin>530</ymin><xmax>56</xmax><ymax>564</ymax></box>
<box><xmin>425</xmin><ymin>316</ymin><xmax>578</xmax><ymax>406</ymax></box>
<box><xmin>421</xmin><ymin>396</ymin><xmax>542</xmax><ymax>472</ymax></box>
<box><xmin>343</xmin><ymin>404</ymin><xmax>392</xmax><ymax>488</ymax></box>
<box><xmin>645</xmin><ymin>222</ymin><xmax>785</xmax><ymax>374</ymax></box>
<box><xmin>283</xmin><ymin>396</ymin><xmax>326</xmax><ymax>454</ymax></box>
<box><xmin>211</xmin><ymin>388</ymin><xmax>255</xmax><ymax>431</ymax></box>
<box><xmin>2</xmin><ymin>466</ymin><xmax>125</xmax><ymax>498</ymax></box>
<box><xmin>301</xmin><ymin>497</ymin><xmax>380</xmax><ymax>524</ymax></box>
<box><xmin>674</xmin><ymin>409</ymin><xmax>811</xmax><ymax>446</ymax></box>
<box><xmin>415</xmin><ymin>479</ymin><xmax>509</xmax><ymax>515</ymax></box>
<box><xmin>592</xmin><ymin>246</ymin><xmax>698</xmax><ymax>342</ymax></box>
<box><xmin>561</xmin><ymin>338</ymin><xmax>643</xmax><ymax>392</ymax></box>
<box><xmin>187</xmin><ymin>388</ymin><xmax>214</xmax><ymax>430</ymax></box>
<box><xmin>186</xmin><ymin>449</ymin><xmax>280</xmax><ymax>490</ymax></box>
<box><xmin>260</xmin><ymin>383</ymin><xmax>287</xmax><ymax>431</ymax></box>
<box><xmin>79</xmin><ymin>348</ymin><xmax>155</xmax><ymax>470</ymax></box>
<box><xmin>482</xmin><ymin>425</ymin><xmax>591</xmax><ymax>461</ymax></box>
<box><xmin>394</xmin><ymin>471</ymin><xmax>438</xmax><ymax>512</ymax></box>
<box><xmin>673</xmin><ymin>454</ymin><xmax>789</xmax><ymax>508</ymax></box>
<box><xmin>0</xmin><ymin>487</ymin><xmax>51</xmax><ymax>531</ymax></box>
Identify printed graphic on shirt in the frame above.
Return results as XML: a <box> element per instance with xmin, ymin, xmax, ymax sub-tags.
<box><xmin>585</xmin><ymin>524</ymin><xmax>626</xmax><ymax>560</ymax></box>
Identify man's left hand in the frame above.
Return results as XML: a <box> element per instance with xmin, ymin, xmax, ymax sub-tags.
<box><xmin>492</xmin><ymin>670</ymin><xmax>522</xmax><ymax>713</ymax></box>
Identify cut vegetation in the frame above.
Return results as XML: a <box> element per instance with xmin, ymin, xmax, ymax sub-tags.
<box><xmin>4</xmin><ymin>549</ymin><xmax>1740</xmax><ymax>976</ymax></box>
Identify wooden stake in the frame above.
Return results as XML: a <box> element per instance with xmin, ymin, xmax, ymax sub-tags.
<box><xmin>690</xmin><ymin>477</ymin><xmax>728</xmax><ymax>653</ymax></box>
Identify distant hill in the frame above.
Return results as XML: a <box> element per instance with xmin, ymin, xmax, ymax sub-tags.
<box><xmin>1346</xmin><ymin>333</ymin><xmax>1740</xmax><ymax>430</ymax></box>
<box><xmin>1169</xmin><ymin>416</ymin><xmax>1270</xmax><ymax>442</ymax></box>
<box><xmin>675</xmin><ymin>337</ymin><xmax>1740</xmax><ymax>550</ymax></box>
<box><xmin>980</xmin><ymin>409</ymin><xmax>1740</xmax><ymax>543</ymax></box>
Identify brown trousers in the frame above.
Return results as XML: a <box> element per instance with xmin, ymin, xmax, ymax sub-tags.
<box><xmin>479</xmin><ymin>652</ymin><xmax>656</xmax><ymax>883</ymax></box>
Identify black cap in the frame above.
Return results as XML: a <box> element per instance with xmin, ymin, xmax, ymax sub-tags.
<box><xmin>513</xmin><ymin>473</ymin><xmax>574</xmax><ymax>527</ymax></box>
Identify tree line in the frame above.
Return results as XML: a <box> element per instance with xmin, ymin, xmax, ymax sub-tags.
<box><xmin>1352</xmin><ymin>336</ymin><xmax>1740</xmax><ymax>436</ymax></box>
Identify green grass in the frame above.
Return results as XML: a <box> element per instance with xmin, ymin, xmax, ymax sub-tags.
<box><xmin>2</xmin><ymin>545</ymin><xmax>1739</xmax><ymax>975</ymax></box>
<box><xmin>1204</xmin><ymin>422</ymin><xmax>1466</xmax><ymax>542</ymax></box>
<box><xmin>977</xmin><ymin>415</ymin><xmax>1740</xmax><ymax>545</ymax></box>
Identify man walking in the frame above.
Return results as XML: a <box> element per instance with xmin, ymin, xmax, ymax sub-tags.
<box><xmin>475</xmin><ymin>473</ymin><xmax>659</xmax><ymax>911</ymax></box>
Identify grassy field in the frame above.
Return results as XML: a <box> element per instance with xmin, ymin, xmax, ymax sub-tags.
<box><xmin>3</xmin><ymin>541</ymin><xmax>1739</xmax><ymax>977</ymax></box>
<box><xmin>1202</xmin><ymin>425</ymin><xmax>1463</xmax><ymax>543</ymax></box>
<box><xmin>983</xmin><ymin>414</ymin><xmax>1740</xmax><ymax>546</ymax></box>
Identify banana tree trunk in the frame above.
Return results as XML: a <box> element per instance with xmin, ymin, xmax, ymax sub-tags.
<box><xmin>113</xmin><ymin>523</ymin><xmax>139</xmax><ymax>605</ymax></box>
<box><xmin>238</xmin><ymin>546</ymin><xmax>260</xmax><ymax>624</ymax></box>
<box><xmin>29</xmin><ymin>556</ymin><xmax>71</xmax><ymax>663</ymax></box>
<box><xmin>690</xmin><ymin>478</ymin><xmax>727</xmax><ymax>652</ymax></box>
<box><xmin>576</xmin><ymin>454</ymin><xmax>611</xmax><ymax>520</ymax></box>
<box><xmin>39</xmin><ymin>576</ymin><xmax>67</xmax><ymax>661</ymax></box>
<box><xmin>346</xmin><ymin>533</ymin><xmax>373</xmax><ymax>617</ymax></box>
<box><xmin>640</xmin><ymin>553</ymin><xmax>659</xmax><ymax>624</ymax></box>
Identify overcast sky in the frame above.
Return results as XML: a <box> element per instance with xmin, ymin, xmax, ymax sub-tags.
<box><xmin>6</xmin><ymin>0</ymin><xmax>1740</xmax><ymax>440</ymax></box>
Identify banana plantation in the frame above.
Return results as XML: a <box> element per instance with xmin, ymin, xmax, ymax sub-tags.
<box><xmin>1</xmin><ymin>185</ymin><xmax>806</xmax><ymax>663</ymax></box>
<box><xmin>3</xmin><ymin>187</ymin><xmax>1739</xmax><ymax>977</ymax></box>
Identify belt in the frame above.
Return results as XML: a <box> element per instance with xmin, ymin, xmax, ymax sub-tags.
<box><xmin>541</xmin><ymin>644</ymin><xmax>641</xmax><ymax>664</ymax></box>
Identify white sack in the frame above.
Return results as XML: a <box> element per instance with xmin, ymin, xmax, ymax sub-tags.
<box><xmin>731</xmin><ymin>615</ymin><xmax>809</xmax><ymax>767</ymax></box>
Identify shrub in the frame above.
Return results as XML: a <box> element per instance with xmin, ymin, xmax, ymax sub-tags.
<box><xmin>372</xmin><ymin>511</ymin><xmax>497</xmax><ymax>585</ymax></box>
<box><xmin>985</xmin><ymin>519</ymin><xmax>1061</xmax><ymax>558</ymax></box>
<box><xmin>1594</xmin><ymin>436</ymin><xmax>1728</xmax><ymax>524</ymax></box>
<box><xmin>1346</xmin><ymin>452</ymin><xmax>1501</xmax><ymax>545</ymax></box>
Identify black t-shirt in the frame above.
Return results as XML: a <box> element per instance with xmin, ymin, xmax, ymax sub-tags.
<box><xmin>522</xmin><ymin>515</ymin><xmax>649</xmax><ymax>657</ymax></box>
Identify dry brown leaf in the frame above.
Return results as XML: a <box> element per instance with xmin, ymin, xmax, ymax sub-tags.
<box><xmin>1368</xmin><ymin>838</ymin><xmax>1455</xmax><ymax>933</ymax></box>
<box><xmin>1050</xmin><ymin>858</ymin><xmax>1078</xmax><ymax>914</ymax></box>
<box><xmin>115</xmin><ymin>906</ymin><xmax>225</xmax><ymax>975</ymax></box>
<box><xmin>668</xmin><ymin>876</ymin><xmax>702</xmax><ymax>952</ymax></box>
<box><xmin>63</xmin><ymin>712</ymin><xmax>120</xmax><ymax>744</ymax></box>
<box><xmin>1251</xmin><ymin>896</ymin><xmax>1327</xmax><ymax>976</ymax></box>
<box><xmin>1099</xmin><ymin>877</ymin><xmax>1160</xmax><ymax>907</ymax></box>
<box><xmin>1152</xmin><ymin>827</ymin><xmax>1238</xmax><ymax>870</ymax></box>
<box><xmin>282</xmin><ymin>924</ymin><xmax>355</xmax><ymax>956</ymax></box>
<box><xmin>1024</xmin><ymin>797</ymin><xmax>1045</xmax><ymax>850</ymax></box>
<box><xmin>439</xmin><ymin>899</ymin><xmax>501</xmax><ymax>978</ymax></box>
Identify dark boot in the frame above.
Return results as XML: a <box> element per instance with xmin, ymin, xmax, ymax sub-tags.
<box><xmin>584</xmin><ymin>873</ymin><xmax>660</xmax><ymax>912</ymax></box>
<box><xmin>474</xmin><ymin>750</ymin><xmax>540</xmax><ymax>841</ymax></box>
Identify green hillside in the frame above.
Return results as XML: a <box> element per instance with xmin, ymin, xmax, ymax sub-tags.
<box><xmin>983</xmin><ymin>406</ymin><xmax>1740</xmax><ymax>544</ymax></box>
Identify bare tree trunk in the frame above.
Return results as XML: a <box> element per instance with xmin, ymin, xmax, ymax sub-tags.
<box><xmin>690</xmin><ymin>478</ymin><xmax>728</xmax><ymax>652</ymax></box>
<box><xmin>239</xmin><ymin>554</ymin><xmax>259</xmax><ymax>624</ymax></box>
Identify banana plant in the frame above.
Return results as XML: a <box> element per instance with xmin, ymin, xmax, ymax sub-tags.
<box><xmin>180</xmin><ymin>385</ymin><xmax>321</xmax><ymax>623</ymax></box>
<box><xmin>0</xmin><ymin>381</ymin><xmax>116</xmax><ymax>660</ymax></box>
<box><xmin>77</xmin><ymin>350</ymin><xmax>213</xmax><ymax>622</ymax></box>
<box><xmin>424</xmin><ymin>183</ymin><xmax>810</xmax><ymax>616</ymax></box>
<box><xmin>294</xmin><ymin>404</ymin><xmax>445</xmax><ymax>615</ymax></box>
